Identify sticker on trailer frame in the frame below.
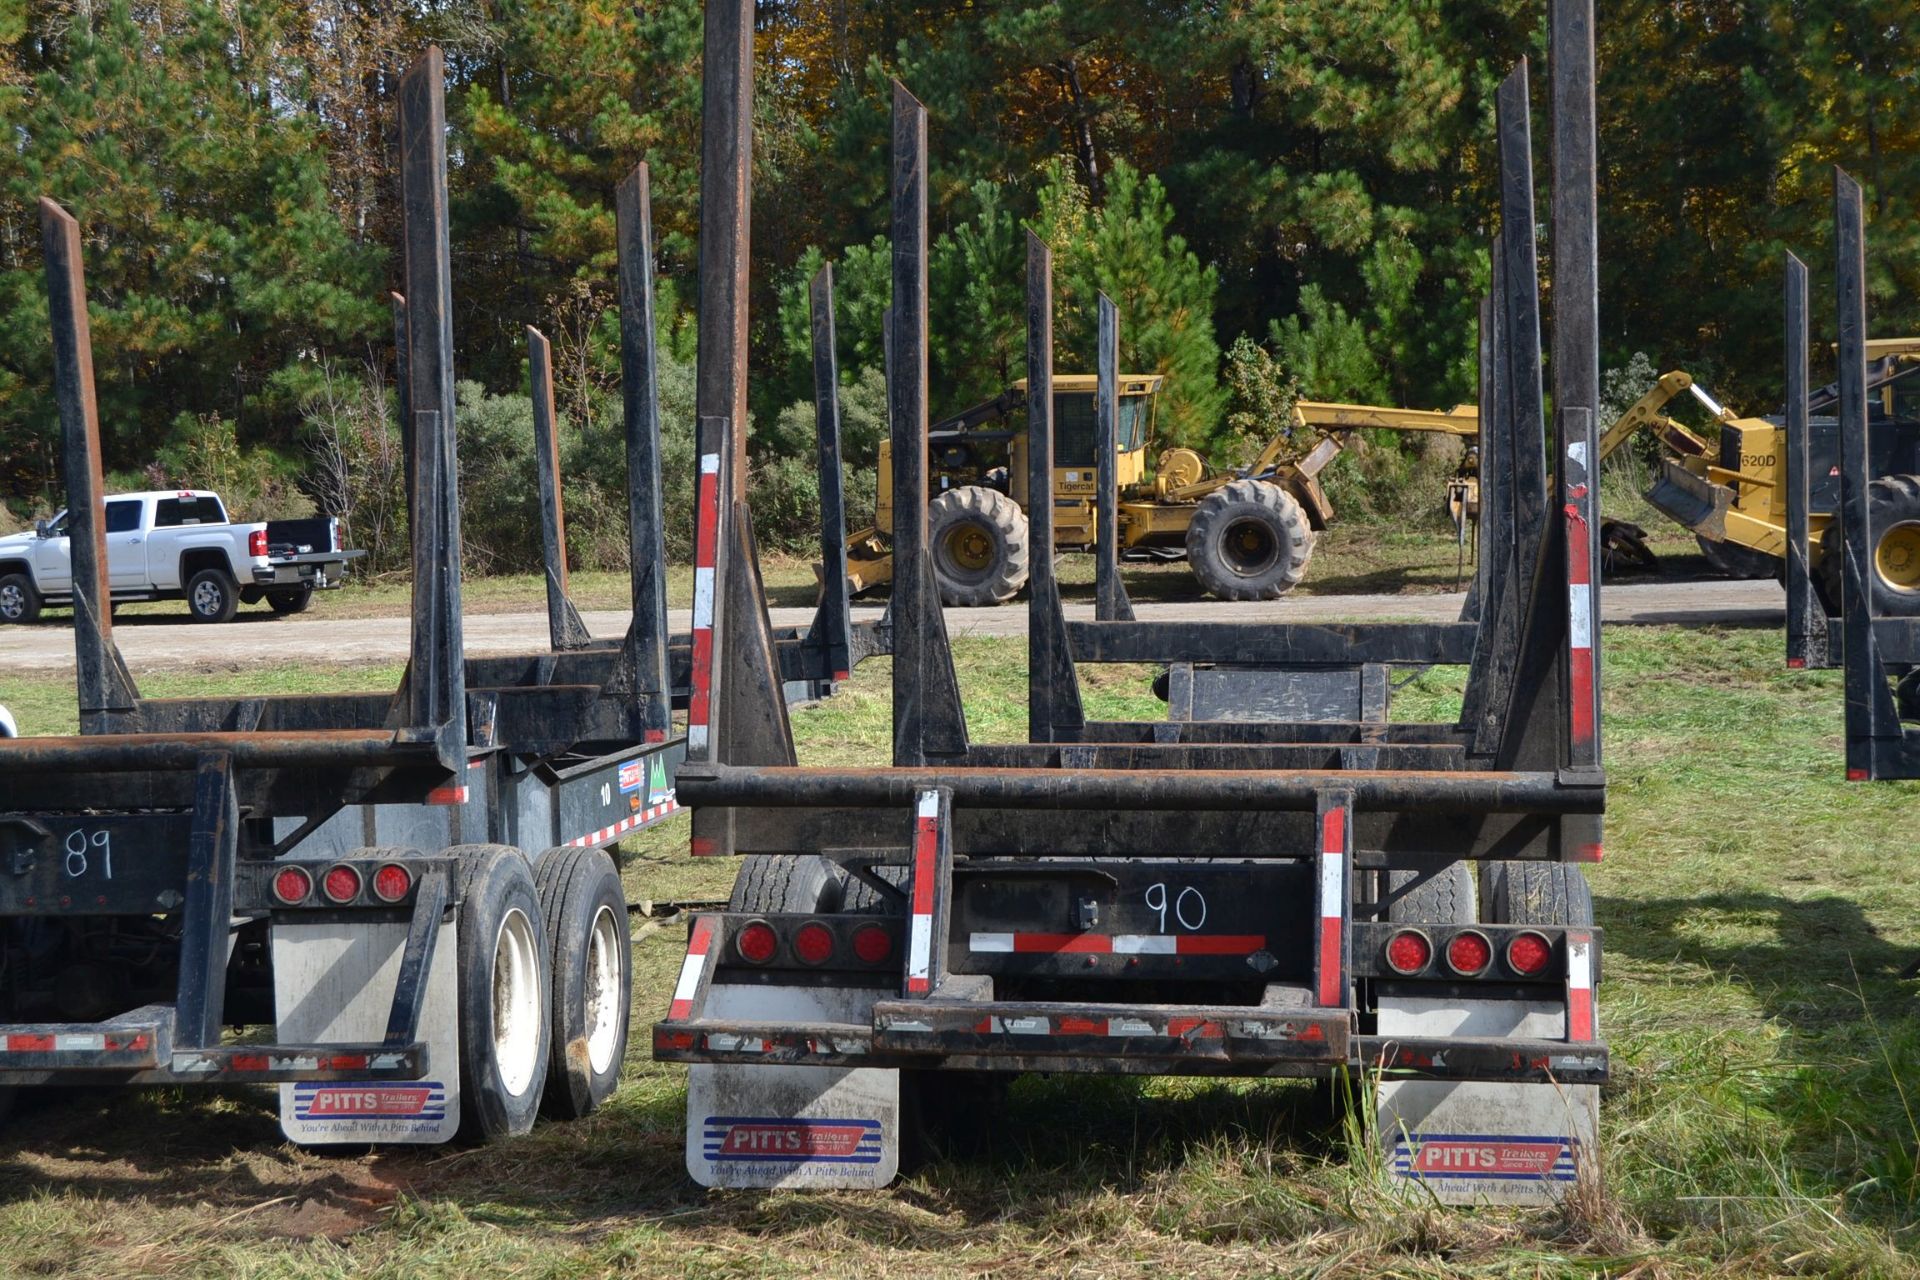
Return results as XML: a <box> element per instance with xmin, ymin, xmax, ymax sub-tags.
<box><xmin>647</xmin><ymin>757</ymin><xmax>674</xmax><ymax>807</ymax></box>
<box><xmin>618</xmin><ymin>759</ymin><xmax>644</xmax><ymax>793</ymax></box>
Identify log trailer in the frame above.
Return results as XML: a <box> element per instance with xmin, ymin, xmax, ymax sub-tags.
<box><xmin>654</xmin><ymin>0</ymin><xmax>1606</xmax><ymax>1205</ymax></box>
<box><xmin>0</xmin><ymin>52</ymin><xmax>874</xmax><ymax>1145</ymax></box>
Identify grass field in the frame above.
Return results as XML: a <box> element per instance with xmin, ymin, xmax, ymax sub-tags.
<box><xmin>2</xmin><ymin>623</ymin><xmax>1916</xmax><ymax>1277</ymax></box>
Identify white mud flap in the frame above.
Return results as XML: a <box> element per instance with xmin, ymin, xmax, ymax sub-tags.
<box><xmin>272</xmin><ymin>917</ymin><xmax>461</xmax><ymax>1144</ymax></box>
<box><xmin>1374</xmin><ymin>997</ymin><xmax>1598</xmax><ymax>1206</ymax></box>
<box><xmin>685</xmin><ymin>982</ymin><xmax>898</xmax><ymax>1189</ymax></box>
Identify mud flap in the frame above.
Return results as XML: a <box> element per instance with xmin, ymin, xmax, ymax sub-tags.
<box><xmin>685</xmin><ymin>982</ymin><xmax>899</xmax><ymax>1189</ymax></box>
<box><xmin>1374</xmin><ymin>997</ymin><xmax>1598</xmax><ymax>1205</ymax></box>
<box><xmin>272</xmin><ymin>918</ymin><xmax>461</xmax><ymax>1144</ymax></box>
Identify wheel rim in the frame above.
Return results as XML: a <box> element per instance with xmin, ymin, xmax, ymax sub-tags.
<box><xmin>0</xmin><ymin>585</ymin><xmax>21</xmax><ymax>619</ymax></box>
<box><xmin>939</xmin><ymin>521</ymin><xmax>996</xmax><ymax>581</ymax></box>
<box><xmin>1876</xmin><ymin>522</ymin><xmax>1920</xmax><ymax>593</ymax></box>
<box><xmin>1220</xmin><ymin>517</ymin><xmax>1280</xmax><ymax>577</ymax></box>
<box><xmin>584</xmin><ymin>904</ymin><xmax>624</xmax><ymax>1076</ymax></box>
<box><xmin>192</xmin><ymin>580</ymin><xmax>223</xmax><ymax>614</ymax></box>
<box><xmin>491</xmin><ymin>907</ymin><xmax>541</xmax><ymax>1097</ymax></box>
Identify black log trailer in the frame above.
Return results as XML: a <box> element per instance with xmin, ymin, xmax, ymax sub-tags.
<box><xmin>653</xmin><ymin>0</ymin><xmax>1607</xmax><ymax>1204</ymax></box>
<box><xmin>0</xmin><ymin>50</ymin><xmax>875</xmax><ymax>1145</ymax></box>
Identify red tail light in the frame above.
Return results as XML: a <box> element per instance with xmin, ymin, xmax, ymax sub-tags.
<box><xmin>370</xmin><ymin>863</ymin><xmax>412</xmax><ymax>903</ymax></box>
<box><xmin>1445</xmin><ymin>929</ymin><xmax>1493</xmax><ymax>976</ymax></box>
<box><xmin>321</xmin><ymin>864</ymin><xmax>362</xmax><ymax>904</ymax></box>
<box><xmin>1384</xmin><ymin>929</ymin><xmax>1431</xmax><ymax>975</ymax></box>
<box><xmin>272</xmin><ymin>866</ymin><xmax>312</xmax><ymax>905</ymax></box>
<box><xmin>792</xmin><ymin>922</ymin><xmax>835</xmax><ymax>966</ymax></box>
<box><xmin>1506</xmin><ymin>930</ymin><xmax>1553</xmax><ymax>976</ymax></box>
<box><xmin>248</xmin><ymin>529</ymin><xmax>268</xmax><ymax>557</ymax></box>
<box><xmin>736</xmin><ymin>921</ymin><xmax>778</xmax><ymax>965</ymax></box>
<box><xmin>850</xmin><ymin>922</ymin><xmax>893</xmax><ymax>964</ymax></box>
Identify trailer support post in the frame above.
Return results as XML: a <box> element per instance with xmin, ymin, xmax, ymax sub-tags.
<box><xmin>172</xmin><ymin>753</ymin><xmax>237</xmax><ymax>1050</ymax></box>
<box><xmin>528</xmin><ymin>327</ymin><xmax>592</xmax><ymax>650</ymax></box>
<box><xmin>808</xmin><ymin>265</ymin><xmax>855</xmax><ymax>681</ymax></box>
<box><xmin>1094</xmin><ymin>293</ymin><xmax>1136</xmax><ymax>622</ymax></box>
<box><xmin>616</xmin><ymin>164</ymin><xmax>674</xmax><ymax>735</ymax></box>
<box><xmin>1025</xmin><ymin>232</ymin><xmax>1085</xmax><ymax>743</ymax></box>
<box><xmin>1782</xmin><ymin>252</ymin><xmax>1829</xmax><ymax>669</ymax></box>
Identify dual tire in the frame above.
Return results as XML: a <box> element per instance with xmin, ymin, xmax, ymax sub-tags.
<box><xmin>449</xmin><ymin>843</ymin><xmax>630</xmax><ymax>1143</ymax></box>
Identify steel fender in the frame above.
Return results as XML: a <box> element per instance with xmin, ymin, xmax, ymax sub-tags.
<box><xmin>1374</xmin><ymin>996</ymin><xmax>1598</xmax><ymax>1206</ymax></box>
<box><xmin>686</xmin><ymin>982</ymin><xmax>899</xmax><ymax>1189</ymax></box>
<box><xmin>272</xmin><ymin>916</ymin><xmax>461</xmax><ymax>1144</ymax></box>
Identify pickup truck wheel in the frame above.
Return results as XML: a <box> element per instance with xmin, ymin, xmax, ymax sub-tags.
<box><xmin>267</xmin><ymin>586</ymin><xmax>314</xmax><ymax>615</ymax></box>
<box><xmin>185</xmin><ymin>568</ymin><xmax>238</xmax><ymax>623</ymax></box>
<box><xmin>0</xmin><ymin>573</ymin><xmax>41</xmax><ymax>624</ymax></box>
<box><xmin>450</xmin><ymin>845</ymin><xmax>552</xmax><ymax>1142</ymax></box>
<box><xmin>534</xmin><ymin>846</ymin><xmax>630</xmax><ymax>1119</ymax></box>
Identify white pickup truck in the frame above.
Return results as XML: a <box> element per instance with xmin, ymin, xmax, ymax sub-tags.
<box><xmin>0</xmin><ymin>490</ymin><xmax>363</xmax><ymax>624</ymax></box>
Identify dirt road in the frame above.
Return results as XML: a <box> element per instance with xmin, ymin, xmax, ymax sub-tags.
<box><xmin>0</xmin><ymin>578</ymin><xmax>1787</xmax><ymax>674</ymax></box>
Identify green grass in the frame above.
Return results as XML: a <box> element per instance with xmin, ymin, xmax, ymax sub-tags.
<box><xmin>2</xmin><ymin>627</ymin><xmax>1918</xmax><ymax>1276</ymax></box>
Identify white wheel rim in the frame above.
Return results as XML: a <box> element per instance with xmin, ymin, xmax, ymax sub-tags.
<box><xmin>584</xmin><ymin>904</ymin><xmax>624</xmax><ymax>1075</ymax></box>
<box><xmin>491</xmin><ymin>907</ymin><xmax>541</xmax><ymax>1097</ymax></box>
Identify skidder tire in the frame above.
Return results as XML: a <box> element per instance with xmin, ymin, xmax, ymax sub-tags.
<box><xmin>729</xmin><ymin>854</ymin><xmax>845</xmax><ymax>913</ymax></box>
<box><xmin>0</xmin><ymin>573</ymin><xmax>40</xmax><ymax>624</ymax></box>
<box><xmin>1695</xmin><ymin>534</ymin><xmax>1777</xmax><ymax>581</ymax></box>
<box><xmin>185</xmin><ymin>567</ymin><xmax>238</xmax><ymax>623</ymax></box>
<box><xmin>1185</xmin><ymin>479</ymin><xmax>1314</xmax><ymax>600</ymax></box>
<box><xmin>1385</xmin><ymin>863</ymin><xmax>1475</xmax><ymax>925</ymax></box>
<box><xmin>535</xmin><ymin>846</ymin><xmax>630</xmax><ymax>1119</ymax></box>
<box><xmin>450</xmin><ymin>844</ymin><xmax>551</xmax><ymax>1142</ymax></box>
<box><xmin>928</xmin><ymin>485</ymin><xmax>1030</xmax><ymax>606</ymax></box>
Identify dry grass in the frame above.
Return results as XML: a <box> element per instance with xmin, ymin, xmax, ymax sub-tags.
<box><xmin>0</xmin><ymin>628</ymin><xmax>1916</xmax><ymax>1277</ymax></box>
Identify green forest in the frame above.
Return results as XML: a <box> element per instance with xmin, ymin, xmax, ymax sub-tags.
<box><xmin>0</xmin><ymin>0</ymin><xmax>1914</xmax><ymax>570</ymax></box>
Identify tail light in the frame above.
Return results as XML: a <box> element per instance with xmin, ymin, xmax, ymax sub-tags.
<box><xmin>370</xmin><ymin>863</ymin><xmax>412</xmax><ymax>903</ymax></box>
<box><xmin>272</xmin><ymin>866</ymin><xmax>313</xmax><ymax>905</ymax></box>
<box><xmin>1506</xmin><ymin>930</ymin><xmax>1554</xmax><ymax>976</ymax></box>
<box><xmin>1384</xmin><ymin>929</ymin><xmax>1432</xmax><ymax>975</ymax></box>
<box><xmin>1444</xmin><ymin>929</ymin><xmax>1493</xmax><ymax>976</ymax></box>
<box><xmin>792</xmin><ymin>922</ymin><xmax>836</xmax><ymax>966</ymax></box>
<box><xmin>248</xmin><ymin>528</ymin><xmax>268</xmax><ymax>557</ymax></box>
<box><xmin>850</xmin><ymin>922</ymin><xmax>893</xmax><ymax>964</ymax></box>
<box><xmin>736</xmin><ymin>921</ymin><xmax>778</xmax><ymax>965</ymax></box>
<box><xmin>321</xmin><ymin>864</ymin><xmax>363</xmax><ymax>904</ymax></box>
<box><xmin>331</xmin><ymin>519</ymin><xmax>342</xmax><ymax>552</ymax></box>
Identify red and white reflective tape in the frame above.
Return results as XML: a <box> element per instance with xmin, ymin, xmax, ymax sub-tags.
<box><xmin>968</xmin><ymin>932</ymin><xmax>1264</xmax><ymax>956</ymax></box>
<box><xmin>906</xmin><ymin>789</ymin><xmax>940</xmax><ymax>996</ymax></box>
<box><xmin>174</xmin><ymin>1049</ymin><xmax>411</xmax><ymax>1075</ymax></box>
<box><xmin>1316</xmin><ymin>803</ymin><xmax>1346</xmax><ymax>1007</ymax></box>
<box><xmin>426</xmin><ymin>760</ymin><xmax>480</xmax><ymax>807</ymax></box>
<box><xmin>1565</xmin><ymin>441</ymin><xmax>1598</xmax><ymax>753</ymax></box>
<box><xmin>2</xmin><ymin>1031</ymin><xmax>150</xmax><ymax>1053</ymax></box>
<box><xmin>565</xmin><ymin>796</ymin><xmax>682</xmax><ymax>848</ymax></box>
<box><xmin>1564</xmin><ymin>928</ymin><xmax>1596</xmax><ymax>1041</ymax></box>
<box><xmin>964</xmin><ymin>1013</ymin><xmax>1227</xmax><ymax>1039</ymax></box>
<box><xmin>687</xmin><ymin>451</ymin><xmax>721</xmax><ymax>754</ymax></box>
<box><xmin>667</xmin><ymin>916</ymin><xmax>715</xmax><ymax>1021</ymax></box>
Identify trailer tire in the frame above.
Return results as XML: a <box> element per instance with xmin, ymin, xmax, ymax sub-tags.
<box><xmin>535</xmin><ymin>847</ymin><xmax>630</xmax><ymax>1119</ymax></box>
<box><xmin>928</xmin><ymin>485</ymin><xmax>1030</xmax><ymax>606</ymax></box>
<box><xmin>450</xmin><ymin>845</ymin><xmax>551</xmax><ymax>1142</ymax></box>
<box><xmin>1479</xmin><ymin>862</ymin><xmax>1593</xmax><ymax>928</ymax></box>
<box><xmin>728</xmin><ymin>854</ymin><xmax>845</xmax><ymax>913</ymax></box>
<box><xmin>267</xmin><ymin>586</ymin><xmax>314</xmax><ymax>615</ymax></box>
<box><xmin>1185</xmin><ymin>479</ymin><xmax>1314</xmax><ymax>600</ymax></box>
<box><xmin>185</xmin><ymin>567</ymin><xmax>238</xmax><ymax>623</ymax></box>
<box><xmin>1384</xmin><ymin>863</ymin><xmax>1475</xmax><ymax>925</ymax></box>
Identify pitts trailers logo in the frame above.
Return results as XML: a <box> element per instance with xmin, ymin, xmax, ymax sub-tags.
<box><xmin>1395</xmin><ymin>1135</ymin><xmax>1576</xmax><ymax>1181</ymax></box>
<box><xmin>295</xmin><ymin>1084</ymin><xmax>444</xmax><ymax>1119</ymax></box>
<box><xmin>618</xmin><ymin>757</ymin><xmax>676</xmax><ymax>811</ymax></box>
<box><xmin>702</xmin><ymin>1116</ymin><xmax>882</xmax><ymax>1163</ymax></box>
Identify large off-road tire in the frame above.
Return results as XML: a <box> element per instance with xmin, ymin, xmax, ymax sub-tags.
<box><xmin>1818</xmin><ymin>474</ymin><xmax>1920</xmax><ymax>618</ymax></box>
<box><xmin>267</xmin><ymin>585</ymin><xmax>314</xmax><ymax>615</ymax></box>
<box><xmin>535</xmin><ymin>846</ymin><xmax>630</xmax><ymax>1120</ymax></box>
<box><xmin>0</xmin><ymin>573</ymin><xmax>41</xmax><ymax>624</ymax></box>
<box><xmin>450</xmin><ymin>844</ymin><xmax>552</xmax><ymax>1143</ymax></box>
<box><xmin>728</xmin><ymin>854</ymin><xmax>845</xmax><ymax>913</ymax></box>
<box><xmin>928</xmin><ymin>485</ymin><xmax>1030</xmax><ymax>607</ymax></box>
<box><xmin>1384</xmin><ymin>863</ymin><xmax>1476</xmax><ymax>926</ymax></box>
<box><xmin>185</xmin><ymin>567</ymin><xmax>239</xmax><ymax>623</ymax></box>
<box><xmin>1184</xmin><ymin>479</ymin><xmax>1314</xmax><ymax>601</ymax></box>
<box><xmin>1695</xmin><ymin>534</ymin><xmax>1777</xmax><ymax>581</ymax></box>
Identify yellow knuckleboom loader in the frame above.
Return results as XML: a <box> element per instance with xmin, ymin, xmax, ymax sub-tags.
<box><xmin>1623</xmin><ymin>341</ymin><xmax>1920</xmax><ymax>607</ymax></box>
<box><xmin>840</xmin><ymin>374</ymin><xmax>1480</xmax><ymax>605</ymax></box>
